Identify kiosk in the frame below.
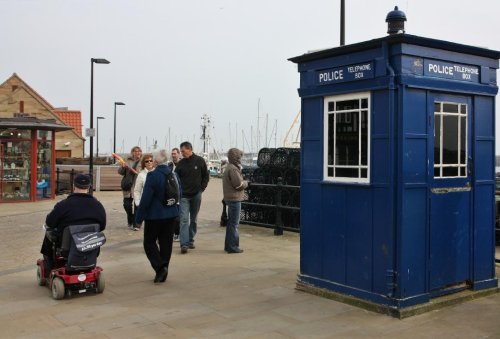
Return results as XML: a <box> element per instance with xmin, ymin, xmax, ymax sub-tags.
<box><xmin>0</xmin><ymin>117</ymin><xmax>71</xmax><ymax>202</ymax></box>
<box><xmin>289</xmin><ymin>9</ymin><xmax>500</xmax><ymax>316</ymax></box>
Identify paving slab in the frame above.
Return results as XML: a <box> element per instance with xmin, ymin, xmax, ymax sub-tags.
<box><xmin>0</xmin><ymin>178</ymin><xmax>500</xmax><ymax>338</ymax></box>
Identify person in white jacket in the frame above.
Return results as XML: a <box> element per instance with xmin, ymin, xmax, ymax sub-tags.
<box><xmin>133</xmin><ymin>153</ymin><xmax>155</xmax><ymax>231</ymax></box>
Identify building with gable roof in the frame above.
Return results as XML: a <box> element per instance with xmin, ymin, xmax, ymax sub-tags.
<box><xmin>0</xmin><ymin>73</ymin><xmax>85</xmax><ymax>202</ymax></box>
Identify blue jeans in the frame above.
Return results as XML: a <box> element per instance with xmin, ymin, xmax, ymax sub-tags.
<box><xmin>179</xmin><ymin>192</ymin><xmax>202</xmax><ymax>247</ymax></box>
<box><xmin>225</xmin><ymin>200</ymin><xmax>241</xmax><ymax>252</ymax></box>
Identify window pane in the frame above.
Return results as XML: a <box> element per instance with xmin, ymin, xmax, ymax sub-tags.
<box><xmin>324</xmin><ymin>93</ymin><xmax>370</xmax><ymax>182</ymax></box>
<box><xmin>442</xmin><ymin>116</ymin><xmax>458</xmax><ymax>164</ymax></box>
<box><xmin>460</xmin><ymin>167</ymin><xmax>466</xmax><ymax>176</ymax></box>
<box><xmin>460</xmin><ymin>116</ymin><xmax>466</xmax><ymax>164</ymax></box>
<box><xmin>336</xmin><ymin>167</ymin><xmax>358</xmax><ymax>178</ymax></box>
<box><xmin>361</xmin><ymin>111</ymin><xmax>368</xmax><ymax>165</ymax></box>
<box><xmin>443</xmin><ymin>103</ymin><xmax>459</xmax><ymax>113</ymax></box>
<box><xmin>434</xmin><ymin>167</ymin><xmax>440</xmax><ymax>177</ymax></box>
<box><xmin>336</xmin><ymin>99</ymin><xmax>359</xmax><ymax>111</ymax></box>
<box><xmin>460</xmin><ymin>104</ymin><xmax>466</xmax><ymax>114</ymax></box>
<box><xmin>328</xmin><ymin>114</ymin><xmax>334</xmax><ymax>165</ymax></box>
<box><xmin>37</xmin><ymin>130</ymin><xmax>53</xmax><ymax>140</ymax></box>
<box><xmin>1</xmin><ymin>140</ymin><xmax>31</xmax><ymax>201</ymax></box>
<box><xmin>0</xmin><ymin>129</ymin><xmax>31</xmax><ymax>139</ymax></box>
<box><xmin>434</xmin><ymin>102</ymin><xmax>441</xmax><ymax>112</ymax></box>
<box><xmin>443</xmin><ymin>167</ymin><xmax>458</xmax><ymax>177</ymax></box>
<box><xmin>434</xmin><ymin>115</ymin><xmax>441</xmax><ymax>165</ymax></box>
<box><xmin>336</xmin><ymin>112</ymin><xmax>359</xmax><ymax>165</ymax></box>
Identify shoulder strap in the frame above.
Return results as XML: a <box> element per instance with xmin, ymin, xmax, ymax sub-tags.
<box><xmin>132</xmin><ymin>160</ymin><xmax>139</xmax><ymax>170</ymax></box>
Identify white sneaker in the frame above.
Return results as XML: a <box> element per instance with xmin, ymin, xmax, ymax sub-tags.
<box><xmin>173</xmin><ymin>234</ymin><xmax>179</xmax><ymax>242</ymax></box>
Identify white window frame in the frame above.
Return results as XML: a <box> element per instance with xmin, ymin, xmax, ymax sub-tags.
<box><xmin>434</xmin><ymin>101</ymin><xmax>468</xmax><ymax>179</ymax></box>
<box><xmin>323</xmin><ymin>92</ymin><xmax>371</xmax><ymax>183</ymax></box>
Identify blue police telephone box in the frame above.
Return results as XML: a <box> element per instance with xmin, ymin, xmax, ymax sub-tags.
<box><xmin>289</xmin><ymin>12</ymin><xmax>500</xmax><ymax>316</ymax></box>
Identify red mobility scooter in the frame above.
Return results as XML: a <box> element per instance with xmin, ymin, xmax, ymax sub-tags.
<box><xmin>37</xmin><ymin>223</ymin><xmax>106</xmax><ymax>300</ymax></box>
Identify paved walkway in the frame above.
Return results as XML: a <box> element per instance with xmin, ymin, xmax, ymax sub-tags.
<box><xmin>1</xmin><ymin>178</ymin><xmax>500</xmax><ymax>338</ymax></box>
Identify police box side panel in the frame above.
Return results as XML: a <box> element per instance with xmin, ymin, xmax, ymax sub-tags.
<box><xmin>299</xmin><ymin>182</ymin><xmax>323</xmax><ymax>278</ymax></box>
<box><xmin>315</xmin><ymin>185</ymin><xmax>396</xmax><ymax>296</ymax></box>
<box><xmin>301</xmin><ymin>98</ymin><xmax>323</xmax><ymax>181</ymax></box>
<box><xmin>472</xmin><ymin>95</ymin><xmax>496</xmax><ymax>286</ymax></box>
<box><xmin>315</xmin><ymin>82</ymin><xmax>397</xmax><ymax>292</ymax></box>
<box><xmin>371</xmin><ymin>90</ymin><xmax>397</xmax><ymax>295</ymax></box>
<box><xmin>397</xmin><ymin>88</ymin><xmax>431</xmax><ymax>297</ymax></box>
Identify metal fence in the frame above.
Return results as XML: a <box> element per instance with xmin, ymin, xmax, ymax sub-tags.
<box><xmin>240</xmin><ymin>147</ymin><xmax>301</xmax><ymax>234</ymax></box>
<box><xmin>55</xmin><ymin>168</ymin><xmax>83</xmax><ymax>194</ymax></box>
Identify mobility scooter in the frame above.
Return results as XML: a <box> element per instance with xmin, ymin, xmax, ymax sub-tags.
<box><xmin>37</xmin><ymin>223</ymin><xmax>106</xmax><ymax>300</ymax></box>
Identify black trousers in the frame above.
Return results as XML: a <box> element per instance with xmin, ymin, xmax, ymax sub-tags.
<box><xmin>220</xmin><ymin>199</ymin><xmax>228</xmax><ymax>226</ymax></box>
<box><xmin>123</xmin><ymin>197</ymin><xmax>135</xmax><ymax>226</ymax></box>
<box><xmin>174</xmin><ymin>216</ymin><xmax>180</xmax><ymax>236</ymax></box>
<box><xmin>143</xmin><ymin>218</ymin><xmax>175</xmax><ymax>273</ymax></box>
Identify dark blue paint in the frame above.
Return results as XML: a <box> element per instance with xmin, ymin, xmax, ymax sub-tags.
<box><xmin>290</xmin><ymin>34</ymin><xmax>500</xmax><ymax>310</ymax></box>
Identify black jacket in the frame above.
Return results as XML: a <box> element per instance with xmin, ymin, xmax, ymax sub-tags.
<box><xmin>175</xmin><ymin>153</ymin><xmax>209</xmax><ymax>197</ymax></box>
<box><xmin>41</xmin><ymin>193</ymin><xmax>106</xmax><ymax>257</ymax></box>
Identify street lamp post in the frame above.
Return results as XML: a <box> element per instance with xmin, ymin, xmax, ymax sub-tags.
<box><xmin>113</xmin><ymin>101</ymin><xmax>126</xmax><ymax>161</ymax></box>
<box><xmin>96</xmin><ymin>116</ymin><xmax>105</xmax><ymax>157</ymax></box>
<box><xmin>89</xmin><ymin>58</ymin><xmax>110</xmax><ymax>192</ymax></box>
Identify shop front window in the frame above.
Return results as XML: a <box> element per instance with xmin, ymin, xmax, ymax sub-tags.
<box><xmin>1</xmin><ymin>139</ymin><xmax>31</xmax><ymax>201</ymax></box>
<box><xmin>37</xmin><ymin>141</ymin><xmax>52</xmax><ymax>199</ymax></box>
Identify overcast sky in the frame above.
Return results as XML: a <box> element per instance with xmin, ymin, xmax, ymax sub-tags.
<box><xmin>1</xmin><ymin>0</ymin><xmax>499</xmax><ymax>156</ymax></box>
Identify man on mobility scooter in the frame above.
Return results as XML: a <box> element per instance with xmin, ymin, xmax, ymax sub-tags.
<box><xmin>37</xmin><ymin>173</ymin><xmax>107</xmax><ymax>299</ymax></box>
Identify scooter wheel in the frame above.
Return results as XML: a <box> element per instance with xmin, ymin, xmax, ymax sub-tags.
<box><xmin>96</xmin><ymin>271</ymin><xmax>105</xmax><ymax>293</ymax></box>
<box><xmin>36</xmin><ymin>265</ymin><xmax>46</xmax><ymax>286</ymax></box>
<box><xmin>51</xmin><ymin>277</ymin><xmax>65</xmax><ymax>300</ymax></box>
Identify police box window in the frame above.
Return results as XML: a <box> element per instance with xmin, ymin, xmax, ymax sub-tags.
<box><xmin>324</xmin><ymin>92</ymin><xmax>370</xmax><ymax>183</ymax></box>
<box><xmin>434</xmin><ymin>101</ymin><xmax>467</xmax><ymax>178</ymax></box>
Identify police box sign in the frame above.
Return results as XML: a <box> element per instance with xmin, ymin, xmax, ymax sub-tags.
<box><xmin>316</xmin><ymin>62</ymin><xmax>374</xmax><ymax>85</ymax></box>
<box><xmin>424</xmin><ymin>60</ymin><xmax>479</xmax><ymax>82</ymax></box>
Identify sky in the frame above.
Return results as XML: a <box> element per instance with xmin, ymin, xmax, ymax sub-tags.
<box><xmin>1</xmin><ymin>0</ymin><xmax>499</xmax><ymax>156</ymax></box>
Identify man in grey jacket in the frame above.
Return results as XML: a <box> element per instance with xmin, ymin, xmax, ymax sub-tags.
<box><xmin>222</xmin><ymin>148</ymin><xmax>248</xmax><ymax>253</ymax></box>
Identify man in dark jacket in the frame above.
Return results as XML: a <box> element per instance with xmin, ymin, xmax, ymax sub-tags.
<box><xmin>175</xmin><ymin>141</ymin><xmax>209</xmax><ymax>254</ymax></box>
<box><xmin>40</xmin><ymin>173</ymin><xmax>106</xmax><ymax>271</ymax></box>
<box><xmin>136</xmin><ymin>149</ymin><xmax>180</xmax><ymax>283</ymax></box>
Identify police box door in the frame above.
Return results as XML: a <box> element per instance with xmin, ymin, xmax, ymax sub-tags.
<box><xmin>428</xmin><ymin>93</ymin><xmax>472</xmax><ymax>295</ymax></box>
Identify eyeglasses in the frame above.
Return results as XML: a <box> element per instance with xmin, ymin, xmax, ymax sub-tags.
<box><xmin>144</xmin><ymin>160</ymin><xmax>153</xmax><ymax>163</ymax></box>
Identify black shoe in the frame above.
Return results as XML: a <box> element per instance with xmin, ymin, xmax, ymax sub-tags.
<box><xmin>181</xmin><ymin>246</ymin><xmax>188</xmax><ymax>254</ymax></box>
<box><xmin>154</xmin><ymin>266</ymin><xmax>168</xmax><ymax>283</ymax></box>
<box><xmin>188</xmin><ymin>242</ymin><xmax>195</xmax><ymax>249</ymax></box>
<box><xmin>227</xmin><ymin>249</ymin><xmax>244</xmax><ymax>254</ymax></box>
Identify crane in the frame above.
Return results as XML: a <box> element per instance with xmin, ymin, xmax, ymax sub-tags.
<box><xmin>283</xmin><ymin>111</ymin><xmax>301</xmax><ymax>147</ymax></box>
